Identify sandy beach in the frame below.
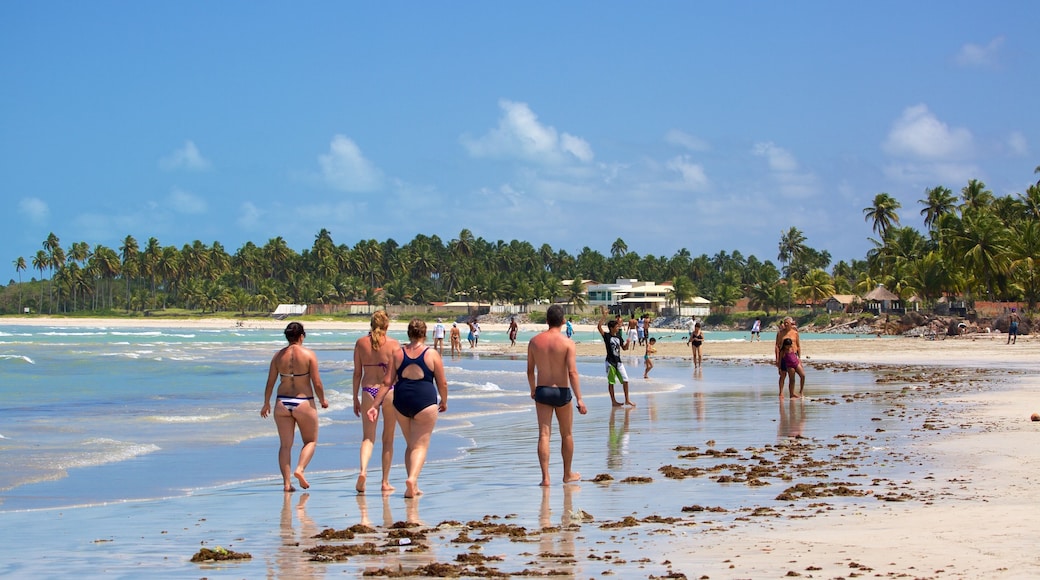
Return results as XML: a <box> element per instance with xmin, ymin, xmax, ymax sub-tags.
<box><xmin>1</xmin><ymin>316</ymin><xmax>1038</xmax><ymax>578</ymax></box>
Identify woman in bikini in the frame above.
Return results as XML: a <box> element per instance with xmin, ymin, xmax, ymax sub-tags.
<box><xmin>261</xmin><ymin>322</ymin><xmax>328</xmax><ymax>492</ymax></box>
<box><xmin>352</xmin><ymin>310</ymin><xmax>400</xmax><ymax>493</ymax></box>
<box><xmin>368</xmin><ymin>318</ymin><xmax>448</xmax><ymax>499</ymax></box>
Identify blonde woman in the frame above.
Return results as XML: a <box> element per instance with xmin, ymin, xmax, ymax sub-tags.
<box><xmin>352</xmin><ymin>311</ymin><xmax>400</xmax><ymax>493</ymax></box>
<box><xmin>261</xmin><ymin>322</ymin><xmax>328</xmax><ymax>492</ymax></box>
<box><xmin>369</xmin><ymin>319</ymin><xmax>448</xmax><ymax>498</ymax></box>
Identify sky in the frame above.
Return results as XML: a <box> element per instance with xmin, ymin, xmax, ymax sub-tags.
<box><xmin>3</xmin><ymin>2</ymin><xmax>1038</xmax><ymax>280</ymax></box>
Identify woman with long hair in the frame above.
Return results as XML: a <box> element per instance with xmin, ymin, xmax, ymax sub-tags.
<box><xmin>352</xmin><ymin>310</ymin><xmax>400</xmax><ymax>493</ymax></box>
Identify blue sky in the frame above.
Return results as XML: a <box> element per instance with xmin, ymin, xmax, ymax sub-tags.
<box><xmin>3</xmin><ymin>2</ymin><xmax>1038</xmax><ymax>279</ymax></box>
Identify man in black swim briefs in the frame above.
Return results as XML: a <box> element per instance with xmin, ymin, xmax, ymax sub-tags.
<box><xmin>527</xmin><ymin>304</ymin><xmax>588</xmax><ymax>486</ymax></box>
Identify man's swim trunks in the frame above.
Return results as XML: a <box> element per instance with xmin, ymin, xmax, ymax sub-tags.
<box><xmin>534</xmin><ymin>386</ymin><xmax>573</xmax><ymax>407</ymax></box>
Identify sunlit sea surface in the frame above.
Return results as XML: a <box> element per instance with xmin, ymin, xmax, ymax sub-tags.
<box><xmin>0</xmin><ymin>323</ymin><xmax>902</xmax><ymax>513</ymax></box>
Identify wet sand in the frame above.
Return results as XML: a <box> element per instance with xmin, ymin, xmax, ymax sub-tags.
<box><xmin>1</xmin><ymin>317</ymin><xmax>1038</xmax><ymax>577</ymax></box>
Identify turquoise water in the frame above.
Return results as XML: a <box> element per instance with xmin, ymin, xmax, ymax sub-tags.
<box><xmin>1</xmin><ymin>323</ymin><xmax>898</xmax><ymax>513</ymax></box>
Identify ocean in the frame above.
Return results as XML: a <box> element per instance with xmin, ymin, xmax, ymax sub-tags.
<box><xmin>1</xmin><ymin>322</ymin><xmax>898</xmax><ymax>514</ymax></box>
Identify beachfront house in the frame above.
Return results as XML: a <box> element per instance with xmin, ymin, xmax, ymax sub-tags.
<box><xmin>586</xmin><ymin>278</ymin><xmax>708</xmax><ymax>315</ymax></box>
<box><xmin>825</xmin><ymin>294</ymin><xmax>860</xmax><ymax>314</ymax></box>
<box><xmin>863</xmin><ymin>285</ymin><xmax>901</xmax><ymax>314</ymax></box>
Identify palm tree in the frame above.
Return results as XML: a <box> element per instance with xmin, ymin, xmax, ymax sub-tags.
<box><xmin>795</xmin><ymin>269</ymin><xmax>835</xmax><ymax>311</ymax></box>
<box><xmin>610</xmin><ymin>237</ymin><xmax>628</xmax><ymax>259</ymax></box>
<box><xmin>960</xmin><ymin>179</ymin><xmax>993</xmax><ymax>212</ymax></box>
<box><xmin>668</xmin><ymin>276</ymin><xmax>696</xmax><ymax>314</ymax></box>
<box><xmin>32</xmin><ymin>250</ymin><xmax>48</xmax><ymax>311</ymax></box>
<box><xmin>919</xmin><ymin>186</ymin><xmax>957</xmax><ymax>231</ymax></box>
<box><xmin>863</xmin><ymin>193</ymin><xmax>901</xmax><ymax>237</ymax></box>
<box><xmin>13</xmin><ymin>256</ymin><xmax>26</xmax><ymax>312</ymax></box>
<box><xmin>119</xmin><ymin>235</ymin><xmax>139</xmax><ymax>310</ymax></box>
<box><xmin>777</xmin><ymin>227</ymin><xmax>807</xmax><ymax>281</ymax></box>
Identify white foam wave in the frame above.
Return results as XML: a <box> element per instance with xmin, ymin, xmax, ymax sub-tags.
<box><xmin>39</xmin><ymin>331</ymin><xmax>107</xmax><ymax>336</ymax></box>
<box><xmin>0</xmin><ymin>354</ymin><xmax>35</xmax><ymax>364</ymax></box>
<box><xmin>146</xmin><ymin>412</ymin><xmax>234</xmax><ymax>423</ymax></box>
<box><xmin>54</xmin><ymin>438</ymin><xmax>161</xmax><ymax>469</ymax></box>
<box><xmin>451</xmin><ymin>380</ymin><xmax>504</xmax><ymax>392</ymax></box>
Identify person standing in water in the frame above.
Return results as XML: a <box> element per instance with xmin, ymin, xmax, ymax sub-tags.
<box><xmin>261</xmin><ymin>322</ymin><xmax>328</xmax><ymax>492</ymax></box>
<box><xmin>528</xmin><ymin>304</ymin><xmax>588</xmax><ymax>486</ymax></box>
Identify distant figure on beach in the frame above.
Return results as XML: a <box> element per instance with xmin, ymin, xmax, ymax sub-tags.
<box><xmin>508</xmin><ymin>316</ymin><xmax>519</xmax><ymax>347</ymax></box>
<box><xmin>473</xmin><ymin>319</ymin><xmax>481</xmax><ymax>347</ymax></box>
<box><xmin>751</xmin><ymin>318</ymin><xmax>761</xmax><ymax>342</ymax></box>
<box><xmin>369</xmin><ymin>319</ymin><xmax>448</xmax><ymax>498</ymax></box>
<box><xmin>433</xmin><ymin>318</ymin><xmax>446</xmax><ymax>354</ymax></box>
<box><xmin>642</xmin><ymin>314</ymin><xmax>652</xmax><ymax>343</ymax></box>
<box><xmin>449</xmin><ymin>322</ymin><xmax>462</xmax><ymax>356</ymax></box>
<box><xmin>689</xmin><ymin>322</ymin><xmax>704</xmax><ymax>368</ymax></box>
<box><xmin>466</xmin><ymin>318</ymin><xmax>477</xmax><ymax>348</ymax></box>
<box><xmin>598</xmin><ymin>307</ymin><xmax>635</xmax><ymax>406</ymax></box>
<box><xmin>775</xmin><ymin>317</ymin><xmax>802</xmax><ymax>384</ymax></box>
<box><xmin>643</xmin><ymin>337</ymin><xmax>657</xmax><ymax>379</ymax></box>
<box><xmin>565</xmin><ymin>317</ymin><xmax>574</xmax><ymax>339</ymax></box>
<box><xmin>352</xmin><ymin>311</ymin><xmax>400</xmax><ymax>493</ymax></box>
<box><xmin>527</xmin><ymin>304</ymin><xmax>588</xmax><ymax>486</ymax></box>
<box><xmin>1008</xmin><ymin>309</ymin><xmax>1020</xmax><ymax>345</ymax></box>
<box><xmin>260</xmin><ymin>322</ymin><xmax>329</xmax><ymax>492</ymax></box>
<box><xmin>626</xmin><ymin>315</ymin><xmax>639</xmax><ymax>349</ymax></box>
<box><xmin>778</xmin><ymin>337</ymin><xmax>805</xmax><ymax>398</ymax></box>
<box><xmin>636</xmin><ymin>315</ymin><xmax>645</xmax><ymax>346</ymax></box>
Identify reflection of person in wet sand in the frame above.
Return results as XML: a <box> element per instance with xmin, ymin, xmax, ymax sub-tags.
<box><xmin>528</xmin><ymin>304</ymin><xmax>588</xmax><ymax>486</ymax></box>
<box><xmin>355</xmin><ymin>493</ymin><xmax>394</xmax><ymax>528</ymax></box>
<box><xmin>777</xmin><ymin>398</ymin><xmax>806</xmax><ymax>438</ymax></box>
<box><xmin>537</xmin><ymin>486</ymin><xmax>578</xmax><ymax>576</ymax></box>
<box><xmin>260</xmin><ymin>322</ymin><xmax>328</xmax><ymax>492</ymax></box>
<box><xmin>274</xmin><ymin>492</ymin><xmax>320</xmax><ymax>578</ymax></box>
<box><xmin>607</xmin><ymin>406</ymin><xmax>632</xmax><ymax>470</ymax></box>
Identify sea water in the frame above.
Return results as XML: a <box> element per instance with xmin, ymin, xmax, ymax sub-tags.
<box><xmin>0</xmin><ymin>324</ymin><xmax>900</xmax><ymax>513</ymax></box>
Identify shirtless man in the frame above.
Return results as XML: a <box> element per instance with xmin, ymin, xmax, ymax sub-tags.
<box><xmin>527</xmin><ymin>304</ymin><xmax>588</xmax><ymax>486</ymax></box>
<box><xmin>774</xmin><ymin>317</ymin><xmax>804</xmax><ymax>393</ymax></box>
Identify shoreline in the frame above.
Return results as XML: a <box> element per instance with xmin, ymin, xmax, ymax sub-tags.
<box><xmin>1</xmin><ymin>317</ymin><xmax>1039</xmax><ymax>576</ymax></box>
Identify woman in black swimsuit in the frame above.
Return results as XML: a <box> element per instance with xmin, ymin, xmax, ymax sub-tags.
<box><xmin>352</xmin><ymin>310</ymin><xmax>401</xmax><ymax>493</ymax></box>
<box><xmin>261</xmin><ymin>322</ymin><xmax>328</xmax><ymax>492</ymax></box>
<box><xmin>369</xmin><ymin>318</ymin><xmax>447</xmax><ymax>498</ymax></box>
<box><xmin>689</xmin><ymin>321</ymin><xmax>705</xmax><ymax>368</ymax></box>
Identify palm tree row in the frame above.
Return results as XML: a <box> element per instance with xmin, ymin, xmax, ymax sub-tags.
<box><xmin>5</xmin><ymin>166</ymin><xmax>1038</xmax><ymax>316</ymax></box>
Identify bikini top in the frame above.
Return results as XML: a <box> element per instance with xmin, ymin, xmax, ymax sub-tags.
<box><xmin>397</xmin><ymin>347</ymin><xmax>433</xmax><ymax>383</ymax></box>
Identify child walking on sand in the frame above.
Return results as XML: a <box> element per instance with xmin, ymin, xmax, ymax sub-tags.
<box><xmin>778</xmin><ymin>337</ymin><xmax>806</xmax><ymax>398</ymax></box>
<box><xmin>643</xmin><ymin>337</ymin><xmax>657</xmax><ymax>379</ymax></box>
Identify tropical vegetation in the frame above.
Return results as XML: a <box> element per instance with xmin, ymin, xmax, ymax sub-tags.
<box><xmin>4</xmin><ymin>167</ymin><xmax>1039</xmax><ymax>317</ymax></box>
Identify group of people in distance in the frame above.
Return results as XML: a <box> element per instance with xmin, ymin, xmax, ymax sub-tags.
<box><xmin>260</xmin><ymin>310</ymin><xmax>808</xmax><ymax>494</ymax></box>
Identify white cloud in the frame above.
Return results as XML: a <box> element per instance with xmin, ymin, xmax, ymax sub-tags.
<box><xmin>882</xmin><ymin>104</ymin><xmax>974</xmax><ymax>160</ymax></box>
<box><xmin>752</xmin><ymin>142</ymin><xmax>799</xmax><ymax>172</ymax></box>
<box><xmin>1007</xmin><ymin>131</ymin><xmax>1029</xmax><ymax>157</ymax></box>
<box><xmin>665</xmin><ymin>155</ymin><xmax>709</xmax><ymax>190</ymax></box>
<box><xmin>18</xmin><ymin>197</ymin><xmax>50</xmax><ymax>223</ymax></box>
<box><xmin>318</xmin><ymin>135</ymin><xmax>383</xmax><ymax>192</ymax></box>
<box><xmin>237</xmin><ymin>202</ymin><xmax>263</xmax><ymax>230</ymax></box>
<box><xmin>752</xmin><ymin>142</ymin><xmax>819</xmax><ymax>198</ymax></box>
<box><xmin>159</xmin><ymin>140</ymin><xmax>212</xmax><ymax>171</ymax></box>
<box><xmin>955</xmin><ymin>36</ymin><xmax>1004</xmax><ymax>68</ymax></box>
<box><xmin>168</xmin><ymin>188</ymin><xmax>207</xmax><ymax>214</ymax></box>
<box><xmin>665</xmin><ymin>129</ymin><xmax>710</xmax><ymax>152</ymax></box>
<box><xmin>462</xmin><ymin>99</ymin><xmax>594</xmax><ymax>164</ymax></box>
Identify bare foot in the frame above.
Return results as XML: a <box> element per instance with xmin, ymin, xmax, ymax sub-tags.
<box><xmin>380</xmin><ymin>481</ymin><xmax>395</xmax><ymax>492</ymax></box>
<box><xmin>563</xmin><ymin>472</ymin><xmax>581</xmax><ymax>484</ymax></box>
<box><xmin>642</xmin><ymin>374</ymin><xmax>648</xmax><ymax>379</ymax></box>
<box><xmin>539</xmin><ymin>479</ymin><xmax>551</xmax><ymax>487</ymax></box>
<box><xmin>791</xmin><ymin>394</ymin><xmax>801</xmax><ymax>399</ymax></box>
<box><xmin>404</xmin><ymin>480</ymin><xmax>423</xmax><ymax>498</ymax></box>
<box><xmin>284</xmin><ymin>483</ymin><xmax>296</xmax><ymax>492</ymax></box>
<box><xmin>294</xmin><ymin>470</ymin><xmax>310</xmax><ymax>490</ymax></box>
<box><xmin>625</xmin><ymin>401</ymin><xmax>636</xmax><ymax>407</ymax></box>
<box><xmin>611</xmin><ymin>400</ymin><xmax>623</xmax><ymax>407</ymax></box>
<box><xmin>355</xmin><ymin>473</ymin><xmax>367</xmax><ymax>493</ymax></box>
